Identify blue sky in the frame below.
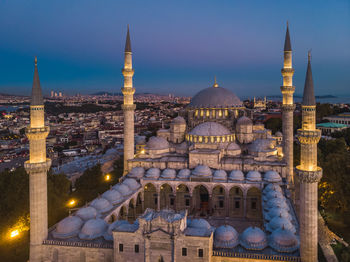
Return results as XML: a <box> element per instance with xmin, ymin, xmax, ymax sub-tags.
<box><xmin>0</xmin><ymin>0</ymin><xmax>349</xmax><ymax>97</ymax></box>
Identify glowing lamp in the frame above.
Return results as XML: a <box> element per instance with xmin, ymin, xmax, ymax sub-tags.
<box><xmin>10</xmin><ymin>230</ymin><xmax>19</xmax><ymax>238</ymax></box>
<box><xmin>68</xmin><ymin>199</ymin><xmax>76</xmax><ymax>207</ymax></box>
<box><xmin>105</xmin><ymin>174</ymin><xmax>111</xmax><ymax>181</ymax></box>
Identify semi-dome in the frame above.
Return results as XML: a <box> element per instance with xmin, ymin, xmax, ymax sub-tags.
<box><xmin>264</xmin><ymin>207</ymin><xmax>292</xmax><ymax>222</ymax></box>
<box><xmin>213</xmin><ymin>170</ymin><xmax>227</xmax><ymax>181</ymax></box>
<box><xmin>240</xmin><ymin>226</ymin><xmax>268</xmax><ymax>250</ymax></box>
<box><xmin>102</xmin><ymin>189</ymin><xmax>123</xmax><ymax>205</ymax></box>
<box><xmin>189</xmin><ymin>122</ymin><xmax>231</xmax><ymax>137</ymax></box>
<box><xmin>146</xmin><ymin>136</ymin><xmax>169</xmax><ymax>150</ymax></box>
<box><xmin>76</xmin><ymin>206</ymin><xmax>98</xmax><ymax>221</ymax></box>
<box><xmin>246</xmin><ymin>170</ymin><xmax>262</xmax><ymax>182</ymax></box>
<box><xmin>122</xmin><ymin>178</ymin><xmax>140</xmax><ymax>191</ymax></box>
<box><xmin>90</xmin><ymin>197</ymin><xmax>113</xmax><ymax>213</ymax></box>
<box><xmin>79</xmin><ymin>218</ymin><xmax>108</xmax><ymax>240</ymax></box>
<box><xmin>189</xmin><ymin>86</ymin><xmax>242</xmax><ymax>108</ymax></box>
<box><xmin>192</xmin><ymin>165</ymin><xmax>212</xmax><ymax>178</ymax></box>
<box><xmin>263</xmin><ymin>184</ymin><xmax>283</xmax><ymax>195</ymax></box>
<box><xmin>264</xmin><ymin>170</ymin><xmax>282</xmax><ymax>183</ymax></box>
<box><xmin>188</xmin><ymin>218</ymin><xmax>212</xmax><ymax>230</ymax></box>
<box><xmin>172</xmin><ymin>116</ymin><xmax>186</xmax><ymax>124</ymax></box>
<box><xmin>113</xmin><ymin>184</ymin><xmax>133</xmax><ymax>197</ymax></box>
<box><xmin>214</xmin><ymin>225</ymin><xmax>239</xmax><ymax>248</ymax></box>
<box><xmin>269</xmin><ymin>228</ymin><xmax>300</xmax><ymax>253</ymax></box>
<box><xmin>266</xmin><ymin>215</ymin><xmax>295</xmax><ymax>233</ymax></box>
<box><xmin>186</xmin><ymin>218</ymin><xmax>214</xmax><ymax>236</ymax></box>
<box><xmin>145</xmin><ymin>168</ymin><xmax>161</xmax><ymax>179</ymax></box>
<box><xmin>177</xmin><ymin>169</ymin><xmax>191</xmax><ymax>179</ymax></box>
<box><xmin>237</xmin><ymin>116</ymin><xmax>253</xmax><ymax>126</ymax></box>
<box><xmin>263</xmin><ymin>190</ymin><xmax>284</xmax><ymax>202</ymax></box>
<box><xmin>229</xmin><ymin>170</ymin><xmax>245</xmax><ymax>181</ymax></box>
<box><xmin>161</xmin><ymin>169</ymin><xmax>177</xmax><ymax>179</ymax></box>
<box><xmin>53</xmin><ymin>216</ymin><xmax>83</xmax><ymax>239</ymax></box>
<box><xmin>128</xmin><ymin>167</ymin><xmax>145</xmax><ymax>179</ymax></box>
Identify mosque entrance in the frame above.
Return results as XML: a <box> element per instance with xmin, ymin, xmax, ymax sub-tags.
<box><xmin>193</xmin><ymin>185</ymin><xmax>210</xmax><ymax>216</ymax></box>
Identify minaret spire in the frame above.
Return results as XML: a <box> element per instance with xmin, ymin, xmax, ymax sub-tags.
<box><xmin>296</xmin><ymin>52</ymin><xmax>322</xmax><ymax>262</ymax></box>
<box><xmin>25</xmin><ymin>57</ymin><xmax>51</xmax><ymax>262</ymax></box>
<box><xmin>280</xmin><ymin>22</ymin><xmax>295</xmax><ymax>186</ymax></box>
<box><xmin>122</xmin><ymin>26</ymin><xmax>136</xmax><ymax>174</ymax></box>
<box><xmin>213</xmin><ymin>75</ymin><xmax>218</xmax><ymax>88</ymax></box>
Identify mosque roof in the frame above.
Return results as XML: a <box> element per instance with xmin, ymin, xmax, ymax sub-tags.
<box><xmin>128</xmin><ymin>167</ymin><xmax>145</xmax><ymax>179</ymax></box>
<box><xmin>227</xmin><ymin>142</ymin><xmax>241</xmax><ymax>151</ymax></box>
<box><xmin>185</xmin><ymin>218</ymin><xmax>214</xmax><ymax>237</ymax></box>
<box><xmin>191</xmin><ymin>165</ymin><xmax>212</xmax><ymax>177</ymax></box>
<box><xmin>177</xmin><ymin>169</ymin><xmax>191</xmax><ymax>179</ymax></box>
<box><xmin>102</xmin><ymin>189</ymin><xmax>123</xmax><ymax>205</ymax></box>
<box><xmin>237</xmin><ymin>116</ymin><xmax>253</xmax><ymax>126</ymax></box>
<box><xmin>213</xmin><ymin>170</ymin><xmax>227</xmax><ymax>181</ymax></box>
<box><xmin>146</xmin><ymin>136</ymin><xmax>170</xmax><ymax>150</ymax></box>
<box><xmin>263</xmin><ymin>170</ymin><xmax>282</xmax><ymax>183</ymax></box>
<box><xmin>76</xmin><ymin>206</ymin><xmax>98</xmax><ymax>221</ymax></box>
<box><xmin>246</xmin><ymin>170</ymin><xmax>262</xmax><ymax>182</ymax></box>
<box><xmin>113</xmin><ymin>183</ymin><xmax>133</xmax><ymax>197</ymax></box>
<box><xmin>264</xmin><ymin>207</ymin><xmax>292</xmax><ymax>222</ymax></box>
<box><xmin>214</xmin><ymin>225</ymin><xmax>239</xmax><ymax>248</ymax></box>
<box><xmin>189</xmin><ymin>122</ymin><xmax>231</xmax><ymax>136</ymax></box>
<box><xmin>263</xmin><ymin>184</ymin><xmax>283</xmax><ymax>195</ymax></box>
<box><xmin>122</xmin><ymin>178</ymin><xmax>141</xmax><ymax>191</ymax></box>
<box><xmin>266</xmin><ymin>215</ymin><xmax>295</xmax><ymax>233</ymax></box>
<box><xmin>90</xmin><ymin>197</ymin><xmax>113</xmax><ymax>214</ymax></box>
<box><xmin>189</xmin><ymin>86</ymin><xmax>242</xmax><ymax>108</ymax></box>
<box><xmin>172</xmin><ymin>116</ymin><xmax>186</xmax><ymax>124</ymax></box>
<box><xmin>145</xmin><ymin>167</ymin><xmax>161</xmax><ymax>179</ymax></box>
<box><xmin>140</xmin><ymin>209</ymin><xmax>186</xmax><ymax>223</ymax></box>
<box><xmin>240</xmin><ymin>226</ymin><xmax>268</xmax><ymax>250</ymax></box>
<box><xmin>79</xmin><ymin>218</ymin><xmax>108</xmax><ymax>240</ymax></box>
<box><xmin>269</xmin><ymin>228</ymin><xmax>300</xmax><ymax>253</ymax></box>
<box><xmin>52</xmin><ymin>216</ymin><xmax>83</xmax><ymax>239</ymax></box>
<box><xmin>160</xmin><ymin>168</ymin><xmax>177</xmax><ymax>179</ymax></box>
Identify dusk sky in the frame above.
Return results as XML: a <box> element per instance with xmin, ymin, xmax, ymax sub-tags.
<box><xmin>0</xmin><ymin>0</ymin><xmax>349</xmax><ymax>98</ymax></box>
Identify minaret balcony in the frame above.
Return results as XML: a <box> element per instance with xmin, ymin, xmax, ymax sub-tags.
<box><xmin>121</xmin><ymin>104</ymin><xmax>136</xmax><ymax>111</ymax></box>
<box><xmin>295</xmin><ymin>166</ymin><xmax>322</xmax><ymax>183</ymax></box>
<box><xmin>122</xmin><ymin>68</ymin><xmax>134</xmax><ymax>77</ymax></box>
<box><xmin>281</xmin><ymin>68</ymin><xmax>295</xmax><ymax>76</ymax></box>
<box><xmin>121</xmin><ymin>88</ymin><xmax>135</xmax><ymax>96</ymax></box>
<box><xmin>24</xmin><ymin>159</ymin><xmax>52</xmax><ymax>174</ymax></box>
<box><xmin>25</xmin><ymin>126</ymin><xmax>50</xmax><ymax>139</ymax></box>
<box><xmin>297</xmin><ymin>129</ymin><xmax>321</xmax><ymax>144</ymax></box>
<box><xmin>280</xmin><ymin>86</ymin><xmax>295</xmax><ymax>94</ymax></box>
<box><xmin>281</xmin><ymin>104</ymin><xmax>295</xmax><ymax>111</ymax></box>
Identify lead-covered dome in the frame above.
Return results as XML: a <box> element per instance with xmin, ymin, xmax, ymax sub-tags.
<box><xmin>269</xmin><ymin>228</ymin><xmax>300</xmax><ymax>253</ymax></box>
<box><xmin>102</xmin><ymin>189</ymin><xmax>123</xmax><ymax>205</ymax></box>
<box><xmin>161</xmin><ymin>168</ymin><xmax>177</xmax><ymax>179</ymax></box>
<box><xmin>145</xmin><ymin>168</ymin><xmax>161</xmax><ymax>179</ymax></box>
<box><xmin>172</xmin><ymin>116</ymin><xmax>186</xmax><ymax>124</ymax></box>
<box><xmin>213</xmin><ymin>170</ymin><xmax>227</xmax><ymax>181</ymax></box>
<box><xmin>263</xmin><ymin>184</ymin><xmax>283</xmax><ymax>195</ymax></box>
<box><xmin>229</xmin><ymin>170</ymin><xmax>245</xmax><ymax>181</ymax></box>
<box><xmin>237</xmin><ymin>116</ymin><xmax>253</xmax><ymax>126</ymax></box>
<box><xmin>246</xmin><ymin>170</ymin><xmax>262</xmax><ymax>182</ymax></box>
<box><xmin>90</xmin><ymin>197</ymin><xmax>113</xmax><ymax>213</ymax></box>
<box><xmin>53</xmin><ymin>216</ymin><xmax>83</xmax><ymax>239</ymax></box>
<box><xmin>266</xmin><ymin>215</ymin><xmax>295</xmax><ymax>233</ymax></box>
<box><xmin>240</xmin><ymin>226</ymin><xmax>268</xmax><ymax>250</ymax></box>
<box><xmin>177</xmin><ymin>169</ymin><xmax>191</xmax><ymax>179</ymax></box>
<box><xmin>76</xmin><ymin>206</ymin><xmax>98</xmax><ymax>221</ymax></box>
<box><xmin>192</xmin><ymin>165</ymin><xmax>212</xmax><ymax>178</ymax></box>
<box><xmin>214</xmin><ymin>225</ymin><xmax>239</xmax><ymax>248</ymax></box>
<box><xmin>189</xmin><ymin>122</ymin><xmax>231</xmax><ymax>136</ymax></box>
<box><xmin>146</xmin><ymin>136</ymin><xmax>169</xmax><ymax>150</ymax></box>
<box><xmin>122</xmin><ymin>178</ymin><xmax>140</xmax><ymax>191</ymax></box>
<box><xmin>128</xmin><ymin>167</ymin><xmax>145</xmax><ymax>179</ymax></box>
<box><xmin>264</xmin><ymin>170</ymin><xmax>282</xmax><ymax>183</ymax></box>
<box><xmin>189</xmin><ymin>87</ymin><xmax>242</xmax><ymax>108</ymax></box>
<box><xmin>79</xmin><ymin>218</ymin><xmax>108</xmax><ymax>240</ymax></box>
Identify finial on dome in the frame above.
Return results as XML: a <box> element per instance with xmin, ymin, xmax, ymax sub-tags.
<box><xmin>34</xmin><ymin>56</ymin><xmax>38</xmax><ymax>66</ymax></box>
<box><xmin>308</xmin><ymin>49</ymin><xmax>312</xmax><ymax>63</ymax></box>
<box><xmin>213</xmin><ymin>76</ymin><xmax>218</xmax><ymax>88</ymax></box>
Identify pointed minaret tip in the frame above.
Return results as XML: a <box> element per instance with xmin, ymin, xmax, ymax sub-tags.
<box><xmin>31</xmin><ymin>56</ymin><xmax>44</xmax><ymax>106</ymax></box>
<box><xmin>125</xmin><ymin>25</ymin><xmax>132</xmax><ymax>53</ymax></box>
<box><xmin>34</xmin><ymin>56</ymin><xmax>38</xmax><ymax>66</ymax></box>
<box><xmin>284</xmin><ymin>21</ymin><xmax>292</xmax><ymax>51</ymax></box>
<box><xmin>302</xmin><ymin>50</ymin><xmax>316</xmax><ymax>106</ymax></box>
<box><xmin>308</xmin><ymin>49</ymin><xmax>312</xmax><ymax>63</ymax></box>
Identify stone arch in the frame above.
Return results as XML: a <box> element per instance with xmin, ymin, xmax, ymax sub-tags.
<box><xmin>229</xmin><ymin>186</ymin><xmax>244</xmax><ymax>217</ymax></box>
<box><xmin>160</xmin><ymin>183</ymin><xmax>173</xmax><ymax>210</ymax></box>
<box><xmin>119</xmin><ymin>205</ymin><xmax>127</xmax><ymax>220</ymax></box>
<box><xmin>176</xmin><ymin>184</ymin><xmax>190</xmax><ymax>212</ymax></box>
<box><xmin>193</xmin><ymin>185</ymin><xmax>210</xmax><ymax>217</ymax></box>
<box><xmin>246</xmin><ymin>187</ymin><xmax>262</xmax><ymax>219</ymax></box>
<box><xmin>212</xmin><ymin>185</ymin><xmax>225</xmax><ymax>216</ymax></box>
<box><xmin>135</xmin><ymin>192</ymin><xmax>143</xmax><ymax>216</ymax></box>
<box><xmin>144</xmin><ymin>183</ymin><xmax>157</xmax><ymax>210</ymax></box>
<box><xmin>128</xmin><ymin>199</ymin><xmax>136</xmax><ymax>222</ymax></box>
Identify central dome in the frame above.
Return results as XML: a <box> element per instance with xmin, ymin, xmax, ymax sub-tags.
<box><xmin>189</xmin><ymin>122</ymin><xmax>231</xmax><ymax>136</ymax></box>
<box><xmin>189</xmin><ymin>86</ymin><xmax>242</xmax><ymax>108</ymax></box>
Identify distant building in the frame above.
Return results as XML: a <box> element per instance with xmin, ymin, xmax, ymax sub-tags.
<box><xmin>316</xmin><ymin>122</ymin><xmax>348</xmax><ymax>135</ymax></box>
<box><xmin>253</xmin><ymin>97</ymin><xmax>267</xmax><ymax>110</ymax></box>
<box><xmin>323</xmin><ymin>112</ymin><xmax>350</xmax><ymax>127</ymax></box>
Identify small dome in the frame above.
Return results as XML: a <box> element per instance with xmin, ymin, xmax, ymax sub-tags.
<box><xmin>249</xmin><ymin>139</ymin><xmax>275</xmax><ymax>153</ymax></box>
<box><xmin>172</xmin><ymin>116</ymin><xmax>186</xmax><ymax>124</ymax></box>
<box><xmin>188</xmin><ymin>218</ymin><xmax>212</xmax><ymax>231</ymax></box>
<box><xmin>266</xmin><ymin>215</ymin><xmax>295</xmax><ymax>233</ymax></box>
<box><xmin>189</xmin><ymin>86</ymin><xmax>242</xmax><ymax>109</ymax></box>
<box><xmin>76</xmin><ymin>206</ymin><xmax>98</xmax><ymax>221</ymax></box>
<box><xmin>263</xmin><ymin>184</ymin><xmax>283</xmax><ymax>195</ymax></box>
<box><xmin>263</xmin><ymin>190</ymin><xmax>284</xmax><ymax>202</ymax></box>
<box><xmin>213</xmin><ymin>170</ymin><xmax>227</xmax><ymax>181</ymax></box>
<box><xmin>229</xmin><ymin>170</ymin><xmax>245</xmax><ymax>181</ymax></box>
<box><xmin>90</xmin><ymin>197</ymin><xmax>113</xmax><ymax>213</ymax></box>
<box><xmin>122</xmin><ymin>178</ymin><xmax>140</xmax><ymax>191</ymax></box>
<box><xmin>275</xmin><ymin>131</ymin><xmax>283</xmax><ymax>137</ymax></box>
<box><xmin>53</xmin><ymin>216</ymin><xmax>83</xmax><ymax>239</ymax></box>
<box><xmin>237</xmin><ymin>116</ymin><xmax>253</xmax><ymax>126</ymax></box>
<box><xmin>113</xmin><ymin>183</ymin><xmax>133</xmax><ymax>197</ymax></box>
<box><xmin>145</xmin><ymin>168</ymin><xmax>161</xmax><ymax>179</ymax></box>
<box><xmin>79</xmin><ymin>218</ymin><xmax>108</xmax><ymax>240</ymax></box>
<box><xmin>246</xmin><ymin>170</ymin><xmax>262</xmax><ymax>182</ymax></box>
<box><xmin>102</xmin><ymin>189</ymin><xmax>123</xmax><ymax>205</ymax></box>
<box><xmin>128</xmin><ymin>167</ymin><xmax>145</xmax><ymax>179</ymax></box>
<box><xmin>264</xmin><ymin>171</ymin><xmax>282</xmax><ymax>183</ymax></box>
<box><xmin>189</xmin><ymin>122</ymin><xmax>231</xmax><ymax>137</ymax></box>
<box><xmin>269</xmin><ymin>228</ymin><xmax>299</xmax><ymax>253</ymax></box>
<box><xmin>146</xmin><ymin>136</ymin><xmax>169</xmax><ymax>150</ymax></box>
<box><xmin>161</xmin><ymin>169</ymin><xmax>177</xmax><ymax>179</ymax></box>
<box><xmin>192</xmin><ymin>165</ymin><xmax>212</xmax><ymax>178</ymax></box>
<box><xmin>177</xmin><ymin>169</ymin><xmax>191</xmax><ymax>179</ymax></box>
<box><xmin>227</xmin><ymin>142</ymin><xmax>241</xmax><ymax>151</ymax></box>
<box><xmin>265</xmin><ymin>198</ymin><xmax>289</xmax><ymax>211</ymax></box>
<box><xmin>264</xmin><ymin>207</ymin><xmax>292</xmax><ymax>222</ymax></box>
<box><xmin>214</xmin><ymin>225</ymin><xmax>239</xmax><ymax>248</ymax></box>
<box><xmin>240</xmin><ymin>227</ymin><xmax>268</xmax><ymax>250</ymax></box>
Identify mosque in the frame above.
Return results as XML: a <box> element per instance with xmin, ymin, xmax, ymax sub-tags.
<box><xmin>25</xmin><ymin>24</ymin><xmax>322</xmax><ymax>262</ymax></box>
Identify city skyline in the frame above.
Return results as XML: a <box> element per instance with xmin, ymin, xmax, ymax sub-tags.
<box><xmin>0</xmin><ymin>0</ymin><xmax>349</xmax><ymax>97</ymax></box>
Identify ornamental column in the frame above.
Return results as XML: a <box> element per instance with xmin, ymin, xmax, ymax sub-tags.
<box><xmin>280</xmin><ymin>22</ymin><xmax>295</xmax><ymax>185</ymax></box>
<box><xmin>296</xmin><ymin>52</ymin><xmax>322</xmax><ymax>262</ymax></box>
<box><xmin>24</xmin><ymin>57</ymin><xmax>51</xmax><ymax>262</ymax></box>
<box><xmin>122</xmin><ymin>25</ymin><xmax>136</xmax><ymax>175</ymax></box>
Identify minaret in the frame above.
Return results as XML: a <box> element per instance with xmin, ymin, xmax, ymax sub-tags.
<box><xmin>280</xmin><ymin>22</ymin><xmax>295</xmax><ymax>185</ymax></box>
<box><xmin>24</xmin><ymin>57</ymin><xmax>51</xmax><ymax>262</ymax></box>
<box><xmin>296</xmin><ymin>52</ymin><xmax>322</xmax><ymax>262</ymax></box>
<box><xmin>122</xmin><ymin>25</ymin><xmax>136</xmax><ymax>174</ymax></box>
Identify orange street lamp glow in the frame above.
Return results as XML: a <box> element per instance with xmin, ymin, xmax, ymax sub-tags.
<box><xmin>105</xmin><ymin>174</ymin><xmax>111</xmax><ymax>181</ymax></box>
<box><xmin>68</xmin><ymin>199</ymin><xmax>76</xmax><ymax>206</ymax></box>
<box><xmin>10</xmin><ymin>229</ymin><xmax>19</xmax><ymax>238</ymax></box>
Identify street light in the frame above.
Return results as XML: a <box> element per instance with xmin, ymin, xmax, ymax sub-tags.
<box><xmin>68</xmin><ymin>199</ymin><xmax>76</xmax><ymax>207</ymax></box>
<box><xmin>105</xmin><ymin>174</ymin><xmax>111</xmax><ymax>181</ymax></box>
<box><xmin>10</xmin><ymin>229</ymin><xmax>19</xmax><ymax>238</ymax></box>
